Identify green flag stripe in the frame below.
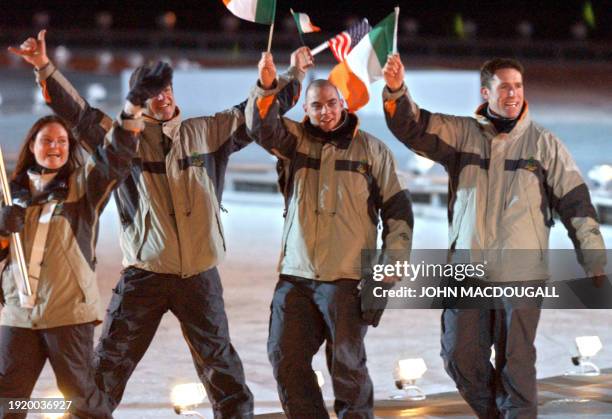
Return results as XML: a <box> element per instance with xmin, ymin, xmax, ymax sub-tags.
<box><xmin>292</xmin><ymin>12</ymin><xmax>304</xmax><ymax>34</ymax></box>
<box><xmin>369</xmin><ymin>11</ymin><xmax>395</xmax><ymax>68</ymax></box>
<box><xmin>255</xmin><ymin>0</ymin><xmax>276</xmax><ymax>24</ymax></box>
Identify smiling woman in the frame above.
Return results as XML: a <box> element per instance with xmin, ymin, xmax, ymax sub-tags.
<box><xmin>0</xmin><ymin>112</ymin><xmax>142</xmax><ymax>419</ymax></box>
<box><xmin>28</xmin><ymin>122</ymin><xmax>69</xmax><ymax>170</ymax></box>
<box><xmin>12</xmin><ymin>116</ymin><xmax>81</xmax><ymax>177</ymax></box>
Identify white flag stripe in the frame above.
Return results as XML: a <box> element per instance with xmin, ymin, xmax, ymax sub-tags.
<box><xmin>345</xmin><ymin>36</ymin><xmax>383</xmax><ymax>85</ymax></box>
<box><xmin>226</xmin><ymin>0</ymin><xmax>258</xmax><ymax>21</ymax></box>
<box><xmin>298</xmin><ymin>14</ymin><xmax>313</xmax><ymax>31</ymax></box>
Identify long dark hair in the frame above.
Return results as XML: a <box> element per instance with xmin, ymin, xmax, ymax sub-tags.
<box><xmin>11</xmin><ymin>115</ymin><xmax>82</xmax><ymax>181</ymax></box>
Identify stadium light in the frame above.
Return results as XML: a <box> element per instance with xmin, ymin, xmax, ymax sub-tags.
<box><xmin>402</xmin><ymin>18</ymin><xmax>419</xmax><ymax>36</ymax></box>
<box><xmin>86</xmin><ymin>83</ymin><xmax>108</xmax><ymax>104</ymax></box>
<box><xmin>171</xmin><ymin>383</ymin><xmax>206</xmax><ymax>417</ymax></box>
<box><xmin>96</xmin><ymin>51</ymin><xmax>114</xmax><ymax>73</ymax></box>
<box><xmin>96</xmin><ymin>12</ymin><xmax>113</xmax><ymax>30</ymax></box>
<box><xmin>53</xmin><ymin>46</ymin><xmax>72</xmax><ymax>69</ymax></box>
<box><xmin>588</xmin><ymin>164</ymin><xmax>612</xmax><ymax>189</ymax></box>
<box><xmin>516</xmin><ymin>21</ymin><xmax>534</xmax><ymax>39</ymax></box>
<box><xmin>127</xmin><ymin>53</ymin><xmax>145</xmax><ymax>69</ymax></box>
<box><xmin>159</xmin><ymin>11</ymin><xmax>177</xmax><ymax>31</ymax></box>
<box><xmin>43</xmin><ymin>391</ymin><xmax>65</xmax><ymax>418</ymax></box>
<box><xmin>391</xmin><ymin>358</ymin><xmax>427</xmax><ymax>400</ymax></box>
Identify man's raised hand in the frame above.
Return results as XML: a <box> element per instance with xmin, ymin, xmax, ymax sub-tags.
<box><xmin>290</xmin><ymin>46</ymin><xmax>314</xmax><ymax>74</ymax></box>
<box><xmin>258</xmin><ymin>52</ymin><xmax>277</xmax><ymax>90</ymax></box>
<box><xmin>8</xmin><ymin>29</ymin><xmax>49</xmax><ymax>69</ymax></box>
<box><xmin>383</xmin><ymin>54</ymin><xmax>405</xmax><ymax>92</ymax></box>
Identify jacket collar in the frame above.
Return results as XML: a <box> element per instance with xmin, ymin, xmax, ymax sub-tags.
<box><xmin>302</xmin><ymin>111</ymin><xmax>359</xmax><ymax>149</ymax></box>
<box><xmin>143</xmin><ymin>107</ymin><xmax>183</xmax><ymax>141</ymax></box>
<box><xmin>475</xmin><ymin>101</ymin><xmax>531</xmax><ymax>141</ymax></box>
<box><xmin>11</xmin><ymin>165</ymin><xmax>71</xmax><ymax>206</ymax></box>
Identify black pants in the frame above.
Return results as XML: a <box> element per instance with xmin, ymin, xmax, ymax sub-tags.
<box><xmin>0</xmin><ymin>323</ymin><xmax>112</xmax><ymax>419</ymax></box>
<box><xmin>268</xmin><ymin>276</ymin><xmax>373</xmax><ymax>419</ymax></box>
<box><xmin>94</xmin><ymin>267</ymin><xmax>253</xmax><ymax>418</ymax></box>
<box><xmin>440</xmin><ymin>307</ymin><xmax>541</xmax><ymax>419</ymax></box>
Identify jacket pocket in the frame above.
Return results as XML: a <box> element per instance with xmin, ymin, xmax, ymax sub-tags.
<box><xmin>281</xmin><ymin>203</ymin><xmax>298</xmax><ymax>257</ymax></box>
<box><xmin>214</xmin><ymin>212</ymin><xmax>226</xmax><ymax>252</ymax></box>
<box><xmin>449</xmin><ymin>189</ymin><xmax>473</xmax><ymax>249</ymax></box>
<box><xmin>136</xmin><ymin>207</ymin><xmax>152</xmax><ymax>260</ymax></box>
<box><xmin>515</xmin><ymin>169</ymin><xmax>548</xmax><ymax>250</ymax></box>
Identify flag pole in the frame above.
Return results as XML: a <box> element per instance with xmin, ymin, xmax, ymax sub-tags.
<box><xmin>311</xmin><ymin>42</ymin><xmax>329</xmax><ymax>56</ymax></box>
<box><xmin>267</xmin><ymin>22</ymin><xmax>275</xmax><ymax>52</ymax></box>
<box><xmin>393</xmin><ymin>6</ymin><xmax>400</xmax><ymax>54</ymax></box>
<box><xmin>0</xmin><ymin>145</ymin><xmax>32</xmax><ymax>301</ymax></box>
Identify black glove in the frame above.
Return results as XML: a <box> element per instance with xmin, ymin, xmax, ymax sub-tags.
<box><xmin>126</xmin><ymin>61</ymin><xmax>173</xmax><ymax>107</ymax></box>
<box><xmin>0</xmin><ymin>205</ymin><xmax>25</xmax><ymax>236</ymax></box>
<box><xmin>359</xmin><ymin>276</ymin><xmax>392</xmax><ymax>327</ymax></box>
<box><xmin>361</xmin><ymin>307</ymin><xmax>385</xmax><ymax>327</ymax></box>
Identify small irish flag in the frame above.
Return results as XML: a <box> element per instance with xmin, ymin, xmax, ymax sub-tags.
<box><xmin>222</xmin><ymin>0</ymin><xmax>276</xmax><ymax>25</ymax></box>
<box><xmin>291</xmin><ymin>9</ymin><xmax>321</xmax><ymax>34</ymax></box>
<box><xmin>329</xmin><ymin>11</ymin><xmax>396</xmax><ymax>112</ymax></box>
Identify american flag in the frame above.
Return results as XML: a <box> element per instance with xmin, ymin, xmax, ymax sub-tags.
<box><xmin>327</xmin><ymin>18</ymin><xmax>372</xmax><ymax>62</ymax></box>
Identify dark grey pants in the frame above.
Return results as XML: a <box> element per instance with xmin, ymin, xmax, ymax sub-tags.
<box><xmin>441</xmin><ymin>307</ymin><xmax>541</xmax><ymax>419</ymax></box>
<box><xmin>0</xmin><ymin>323</ymin><xmax>112</xmax><ymax>419</ymax></box>
<box><xmin>94</xmin><ymin>267</ymin><xmax>253</xmax><ymax>418</ymax></box>
<box><xmin>268</xmin><ymin>276</ymin><xmax>373</xmax><ymax>419</ymax></box>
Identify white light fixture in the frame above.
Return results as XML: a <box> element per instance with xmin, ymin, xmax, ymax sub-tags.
<box><xmin>43</xmin><ymin>391</ymin><xmax>65</xmax><ymax>418</ymax></box>
<box><xmin>54</xmin><ymin>45</ymin><xmax>72</xmax><ymax>68</ymax></box>
<box><xmin>171</xmin><ymin>383</ymin><xmax>207</xmax><ymax>417</ymax></box>
<box><xmin>128</xmin><ymin>53</ymin><xmax>145</xmax><ymax>69</ymax></box>
<box><xmin>97</xmin><ymin>51</ymin><xmax>114</xmax><ymax>73</ymax></box>
<box><xmin>314</xmin><ymin>370</ymin><xmax>325</xmax><ymax>388</ymax></box>
<box><xmin>391</xmin><ymin>358</ymin><xmax>427</xmax><ymax>400</ymax></box>
<box><xmin>567</xmin><ymin>336</ymin><xmax>603</xmax><ymax>376</ymax></box>
<box><xmin>86</xmin><ymin>83</ymin><xmax>108</xmax><ymax>104</ymax></box>
<box><xmin>588</xmin><ymin>164</ymin><xmax>612</xmax><ymax>189</ymax></box>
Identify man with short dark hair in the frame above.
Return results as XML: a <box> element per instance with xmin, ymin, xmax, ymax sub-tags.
<box><xmin>480</xmin><ymin>58</ymin><xmax>524</xmax><ymax>92</ymax></box>
<box><xmin>246</xmin><ymin>51</ymin><xmax>413</xmax><ymax>418</ymax></box>
<box><xmin>382</xmin><ymin>54</ymin><xmax>605</xmax><ymax>418</ymax></box>
<box><xmin>10</xmin><ymin>30</ymin><xmax>306</xmax><ymax>417</ymax></box>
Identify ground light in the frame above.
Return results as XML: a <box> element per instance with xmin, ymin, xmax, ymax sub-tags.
<box><xmin>171</xmin><ymin>383</ymin><xmax>207</xmax><ymax>417</ymax></box>
<box><xmin>42</xmin><ymin>391</ymin><xmax>66</xmax><ymax>418</ymax></box>
<box><xmin>391</xmin><ymin>358</ymin><xmax>427</xmax><ymax>401</ymax></box>
<box><xmin>566</xmin><ymin>335</ymin><xmax>603</xmax><ymax>376</ymax></box>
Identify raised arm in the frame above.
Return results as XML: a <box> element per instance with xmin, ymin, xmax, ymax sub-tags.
<box><xmin>382</xmin><ymin>54</ymin><xmax>468</xmax><ymax>169</ymax></box>
<box><xmin>9</xmin><ymin>30</ymin><xmax>112</xmax><ymax>153</ymax></box>
<box><xmin>208</xmin><ymin>46</ymin><xmax>312</xmax><ymax>156</ymax></box>
<box><xmin>82</xmin><ymin>62</ymin><xmax>172</xmax><ymax>206</ymax></box>
<box><xmin>245</xmin><ymin>50</ymin><xmax>313</xmax><ymax>160</ymax></box>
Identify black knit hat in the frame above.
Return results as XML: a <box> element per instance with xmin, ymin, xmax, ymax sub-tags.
<box><xmin>129</xmin><ymin>61</ymin><xmax>173</xmax><ymax>90</ymax></box>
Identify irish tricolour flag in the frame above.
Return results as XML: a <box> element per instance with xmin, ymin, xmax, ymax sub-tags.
<box><xmin>222</xmin><ymin>0</ymin><xmax>276</xmax><ymax>24</ymax></box>
<box><xmin>329</xmin><ymin>11</ymin><xmax>395</xmax><ymax>112</ymax></box>
<box><xmin>291</xmin><ymin>9</ymin><xmax>321</xmax><ymax>34</ymax></box>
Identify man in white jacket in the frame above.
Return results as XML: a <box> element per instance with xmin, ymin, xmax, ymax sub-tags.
<box><xmin>382</xmin><ymin>54</ymin><xmax>606</xmax><ymax>418</ymax></box>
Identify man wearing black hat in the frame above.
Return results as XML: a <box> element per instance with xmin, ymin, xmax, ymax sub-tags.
<box><xmin>10</xmin><ymin>30</ymin><xmax>308</xmax><ymax>417</ymax></box>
